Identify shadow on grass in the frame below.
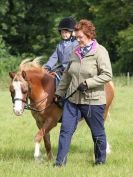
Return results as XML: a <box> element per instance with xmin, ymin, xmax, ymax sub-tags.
<box><xmin>0</xmin><ymin>148</ymin><xmax>34</xmax><ymax>161</ymax></box>
<box><xmin>0</xmin><ymin>144</ymin><xmax>93</xmax><ymax>162</ymax></box>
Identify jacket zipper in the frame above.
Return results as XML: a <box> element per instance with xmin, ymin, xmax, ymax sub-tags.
<box><xmin>77</xmin><ymin>58</ymin><xmax>83</xmax><ymax>103</ymax></box>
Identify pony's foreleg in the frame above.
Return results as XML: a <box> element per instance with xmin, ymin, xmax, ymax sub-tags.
<box><xmin>104</xmin><ymin>111</ymin><xmax>111</xmax><ymax>154</ymax></box>
<box><xmin>34</xmin><ymin>128</ymin><xmax>44</xmax><ymax>161</ymax></box>
<box><xmin>43</xmin><ymin>133</ymin><xmax>53</xmax><ymax>160</ymax></box>
<box><xmin>106</xmin><ymin>141</ymin><xmax>111</xmax><ymax>154</ymax></box>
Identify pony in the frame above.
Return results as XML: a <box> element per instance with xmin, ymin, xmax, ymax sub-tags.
<box><xmin>9</xmin><ymin>57</ymin><xmax>114</xmax><ymax>161</ymax></box>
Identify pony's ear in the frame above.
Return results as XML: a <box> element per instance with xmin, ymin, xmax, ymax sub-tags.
<box><xmin>22</xmin><ymin>71</ymin><xmax>27</xmax><ymax>80</ymax></box>
<box><xmin>9</xmin><ymin>72</ymin><xmax>16</xmax><ymax>79</ymax></box>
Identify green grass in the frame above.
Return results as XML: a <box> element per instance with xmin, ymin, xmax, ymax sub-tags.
<box><xmin>0</xmin><ymin>85</ymin><xmax>133</xmax><ymax>177</ymax></box>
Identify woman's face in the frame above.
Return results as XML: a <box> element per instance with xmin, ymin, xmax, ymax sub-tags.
<box><xmin>61</xmin><ymin>30</ymin><xmax>71</xmax><ymax>40</ymax></box>
<box><xmin>75</xmin><ymin>30</ymin><xmax>91</xmax><ymax>48</ymax></box>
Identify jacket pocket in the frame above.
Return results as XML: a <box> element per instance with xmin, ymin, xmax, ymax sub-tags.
<box><xmin>84</xmin><ymin>90</ymin><xmax>100</xmax><ymax>100</ymax></box>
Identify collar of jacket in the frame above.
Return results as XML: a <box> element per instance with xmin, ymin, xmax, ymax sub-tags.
<box><xmin>74</xmin><ymin>39</ymin><xmax>98</xmax><ymax>59</ymax></box>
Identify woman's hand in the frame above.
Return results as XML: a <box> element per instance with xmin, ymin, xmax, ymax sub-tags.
<box><xmin>77</xmin><ymin>81</ymin><xmax>88</xmax><ymax>93</ymax></box>
<box><xmin>54</xmin><ymin>95</ymin><xmax>62</xmax><ymax>103</ymax></box>
<box><xmin>54</xmin><ymin>95</ymin><xmax>65</xmax><ymax>108</ymax></box>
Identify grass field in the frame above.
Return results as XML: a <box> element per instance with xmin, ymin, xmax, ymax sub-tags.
<box><xmin>0</xmin><ymin>84</ymin><xmax>133</xmax><ymax>177</ymax></box>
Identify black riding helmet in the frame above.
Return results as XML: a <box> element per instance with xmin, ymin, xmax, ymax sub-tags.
<box><xmin>58</xmin><ymin>17</ymin><xmax>76</xmax><ymax>32</ymax></box>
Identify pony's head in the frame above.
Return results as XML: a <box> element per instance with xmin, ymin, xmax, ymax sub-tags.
<box><xmin>9</xmin><ymin>71</ymin><xmax>29</xmax><ymax>116</ymax></box>
<box><xmin>9</xmin><ymin>57</ymin><xmax>43</xmax><ymax>116</ymax></box>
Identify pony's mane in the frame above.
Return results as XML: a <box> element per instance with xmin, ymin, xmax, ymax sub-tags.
<box><xmin>19</xmin><ymin>57</ymin><xmax>43</xmax><ymax>71</ymax></box>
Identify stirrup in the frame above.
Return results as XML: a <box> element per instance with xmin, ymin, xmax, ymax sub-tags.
<box><xmin>54</xmin><ymin>73</ymin><xmax>61</xmax><ymax>81</ymax></box>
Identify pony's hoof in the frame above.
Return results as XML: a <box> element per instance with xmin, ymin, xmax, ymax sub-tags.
<box><xmin>106</xmin><ymin>143</ymin><xmax>111</xmax><ymax>154</ymax></box>
<box><xmin>34</xmin><ymin>156</ymin><xmax>44</xmax><ymax>163</ymax></box>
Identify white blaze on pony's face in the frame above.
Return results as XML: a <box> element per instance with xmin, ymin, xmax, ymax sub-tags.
<box><xmin>9</xmin><ymin>71</ymin><xmax>30</xmax><ymax>117</ymax></box>
<box><xmin>12</xmin><ymin>80</ymin><xmax>24</xmax><ymax>116</ymax></box>
<box><xmin>9</xmin><ymin>71</ymin><xmax>29</xmax><ymax>116</ymax></box>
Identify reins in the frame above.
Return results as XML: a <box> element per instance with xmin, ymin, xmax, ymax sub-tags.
<box><xmin>11</xmin><ymin>66</ymin><xmax>78</xmax><ymax>112</ymax></box>
<box><xmin>12</xmin><ymin>92</ymin><xmax>53</xmax><ymax>112</ymax></box>
<box><xmin>64</xmin><ymin>89</ymin><xmax>77</xmax><ymax>100</ymax></box>
<box><xmin>24</xmin><ymin>95</ymin><xmax>53</xmax><ymax>112</ymax></box>
<box><xmin>25</xmin><ymin>89</ymin><xmax>78</xmax><ymax>112</ymax></box>
<box><xmin>54</xmin><ymin>89</ymin><xmax>77</xmax><ymax>108</ymax></box>
<box><xmin>24</xmin><ymin>102</ymin><xmax>53</xmax><ymax>112</ymax></box>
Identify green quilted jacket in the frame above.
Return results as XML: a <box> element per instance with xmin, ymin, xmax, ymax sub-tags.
<box><xmin>56</xmin><ymin>40</ymin><xmax>112</xmax><ymax>105</ymax></box>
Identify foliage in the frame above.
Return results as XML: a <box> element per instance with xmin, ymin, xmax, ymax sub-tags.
<box><xmin>0</xmin><ymin>0</ymin><xmax>133</xmax><ymax>72</ymax></box>
<box><xmin>91</xmin><ymin>0</ymin><xmax>133</xmax><ymax>63</ymax></box>
<box><xmin>112</xmin><ymin>24</ymin><xmax>133</xmax><ymax>73</ymax></box>
<box><xmin>0</xmin><ymin>56</ymin><xmax>21</xmax><ymax>75</ymax></box>
<box><xmin>0</xmin><ymin>35</ymin><xmax>10</xmax><ymax>58</ymax></box>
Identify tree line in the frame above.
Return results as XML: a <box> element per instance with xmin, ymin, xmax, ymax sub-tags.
<box><xmin>0</xmin><ymin>0</ymin><xmax>133</xmax><ymax>74</ymax></box>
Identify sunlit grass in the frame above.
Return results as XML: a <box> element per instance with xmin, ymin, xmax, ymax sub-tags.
<box><xmin>0</xmin><ymin>85</ymin><xmax>133</xmax><ymax>177</ymax></box>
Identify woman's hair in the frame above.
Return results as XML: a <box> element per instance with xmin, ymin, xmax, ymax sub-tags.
<box><xmin>74</xmin><ymin>19</ymin><xmax>96</xmax><ymax>39</ymax></box>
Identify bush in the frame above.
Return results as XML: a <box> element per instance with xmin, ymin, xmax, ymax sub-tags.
<box><xmin>112</xmin><ymin>57</ymin><xmax>133</xmax><ymax>74</ymax></box>
<box><xmin>0</xmin><ymin>56</ymin><xmax>22</xmax><ymax>75</ymax></box>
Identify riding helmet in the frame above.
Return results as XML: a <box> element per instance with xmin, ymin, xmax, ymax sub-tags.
<box><xmin>58</xmin><ymin>17</ymin><xmax>76</xmax><ymax>32</ymax></box>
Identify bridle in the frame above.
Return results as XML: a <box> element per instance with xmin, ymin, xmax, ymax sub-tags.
<box><xmin>24</xmin><ymin>96</ymin><xmax>53</xmax><ymax>112</ymax></box>
<box><xmin>24</xmin><ymin>88</ymin><xmax>77</xmax><ymax>112</ymax></box>
<box><xmin>11</xmin><ymin>84</ymin><xmax>53</xmax><ymax>112</ymax></box>
<box><xmin>11</xmin><ymin>73</ymin><xmax>77</xmax><ymax>112</ymax></box>
<box><xmin>13</xmin><ymin>98</ymin><xmax>28</xmax><ymax>104</ymax></box>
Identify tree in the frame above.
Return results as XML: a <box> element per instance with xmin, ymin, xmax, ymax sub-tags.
<box><xmin>113</xmin><ymin>25</ymin><xmax>133</xmax><ymax>73</ymax></box>
<box><xmin>91</xmin><ymin>0</ymin><xmax>133</xmax><ymax>64</ymax></box>
<box><xmin>0</xmin><ymin>0</ymin><xmax>133</xmax><ymax>73</ymax></box>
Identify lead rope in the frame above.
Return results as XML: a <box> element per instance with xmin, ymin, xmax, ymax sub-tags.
<box><xmin>24</xmin><ymin>95</ymin><xmax>53</xmax><ymax>112</ymax></box>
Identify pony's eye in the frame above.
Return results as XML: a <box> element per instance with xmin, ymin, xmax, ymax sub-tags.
<box><xmin>10</xmin><ymin>89</ymin><xmax>15</xmax><ymax>98</ymax></box>
<box><xmin>22</xmin><ymin>89</ymin><xmax>28</xmax><ymax>94</ymax></box>
<box><xmin>21</xmin><ymin>86</ymin><xmax>28</xmax><ymax>94</ymax></box>
<box><xmin>10</xmin><ymin>85</ymin><xmax>15</xmax><ymax>93</ymax></box>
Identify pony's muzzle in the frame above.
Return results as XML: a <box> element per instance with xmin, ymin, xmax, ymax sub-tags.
<box><xmin>13</xmin><ymin>106</ymin><xmax>24</xmax><ymax>116</ymax></box>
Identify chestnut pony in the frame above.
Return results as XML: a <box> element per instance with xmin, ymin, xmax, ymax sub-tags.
<box><xmin>9</xmin><ymin>57</ymin><xmax>114</xmax><ymax>161</ymax></box>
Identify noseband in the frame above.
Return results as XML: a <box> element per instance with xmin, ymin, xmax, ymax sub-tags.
<box><xmin>11</xmin><ymin>85</ymin><xmax>31</xmax><ymax>105</ymax></box>
<box><xmin>13</xmin><ymin>98</ymin><xmax>28</xmax><ymax>104</ymax></box>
